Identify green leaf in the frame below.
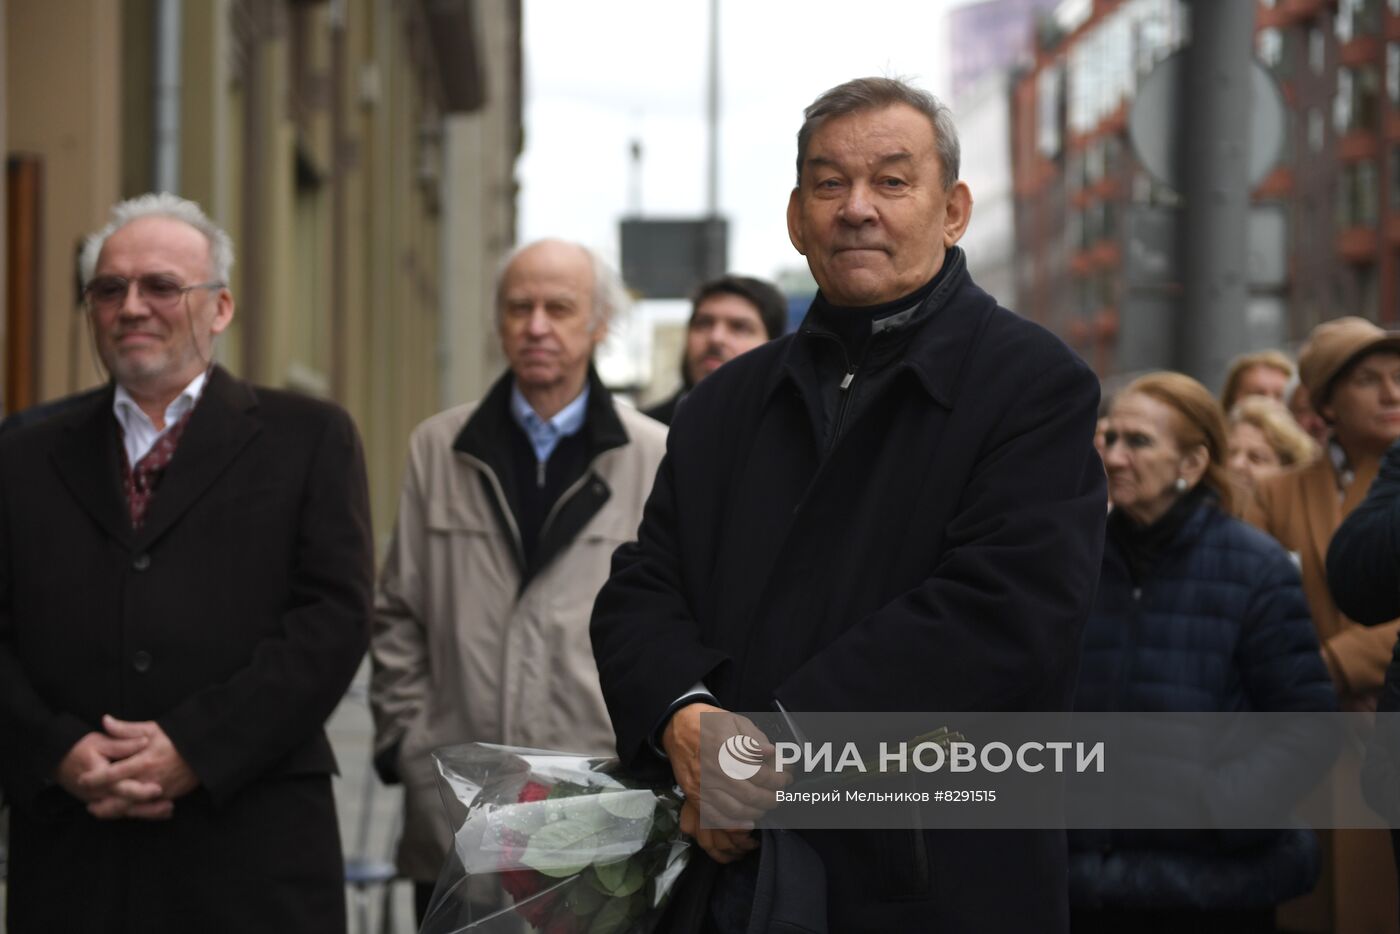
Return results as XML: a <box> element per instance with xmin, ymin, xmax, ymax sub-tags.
<box><xmin>586</xmin><ymin>893</ymin><xmax>643</xmax><ymax>934</ymax></box>
<box><xmin>646</xmin><ymin>807</ymin><xmax>677</xmax><ymax>846</ymax></box>
<box><xmin>591</xmin><ymin>858</ymin><xmax>646</xmax><ymax>897</ymax></box>
<box><xmin>496</xmin><ymin>802</ymin><xmax>549</xmax><ymax>834</ymax></box>
<box><xmin>597</xmin><ymin>790</ymin><xmax>657</xmax><ymax>820</ymax></box>
<box><xmin>566</xmin><ymin>879</ymin><xmax>606</xmax><ymax>917</ymax></box>
<box><xmin>521</xmin><ymin>819</ymin><xmax>605</xmax><ymax>877</ymax></box>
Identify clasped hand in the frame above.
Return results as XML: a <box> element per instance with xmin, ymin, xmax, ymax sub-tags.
<box><xmin>662</xmin><ymin>703</ymin><xmax>791</xmax><ymax>865</ymax></box>
<box><xmin>55</xmin><ymin>714</ymin><xmax>199</xmax><ymax>820</ymax></box>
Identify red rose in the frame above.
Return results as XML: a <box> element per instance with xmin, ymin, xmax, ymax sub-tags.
<box><xmin>500</xmin><ymin>868</ymin><xmax>547</xmax><ymax>901</ymax></box>
<box><xmin>519</xmin><ymin>780</ymin><xmax>552</xmax><ymax>803</ymax></box>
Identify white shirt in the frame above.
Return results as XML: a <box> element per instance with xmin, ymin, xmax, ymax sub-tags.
<box><xmin>113</xmin><ymin>370</ymin><xmax>208</xmax><ymax>466</ymax></box>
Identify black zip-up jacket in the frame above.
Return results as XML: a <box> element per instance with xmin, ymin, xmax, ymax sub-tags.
<box><xmin>591</xmin><ymin>251</ymin><xmax>1106</xmax><ymax>933</ymax></box>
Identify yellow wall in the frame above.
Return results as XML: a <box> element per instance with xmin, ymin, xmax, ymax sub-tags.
<box><xmin>6</xmin><ymin>0</ymin><xmax>122</xmax><ymax>399</ymax></box>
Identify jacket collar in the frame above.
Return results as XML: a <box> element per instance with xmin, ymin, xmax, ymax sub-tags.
<box><xmin>452</xmin><ymin>365</ymin><xmax>628</xmax><ymax>472</ymax></box>
<box><xmin>49</xmin><ymin>365</ymin><xmax>261</xmax><ymax>550</ymax></box>
<box><xmin>1288</xmin><ymin>453</ymin><xmax>1380</xmax><ymax>575</ymax></box>
<box><xmin>766</xmin><ymin>246</ymin><xmax>980</xmax><ymax>411</ymax></box>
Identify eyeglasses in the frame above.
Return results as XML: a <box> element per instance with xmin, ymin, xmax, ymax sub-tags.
<box><xmin>84</xmin><ymin>274</ymin><xmax>224</xmax><ymax>313</ymax></box>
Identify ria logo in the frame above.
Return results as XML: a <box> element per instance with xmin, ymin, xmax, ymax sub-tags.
<box><xmin>717</xmin><ymin>734</ymin><xmax>765</xmax><ymax>781</ymax></box>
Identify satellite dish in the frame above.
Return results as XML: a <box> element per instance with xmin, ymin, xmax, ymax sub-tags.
<box><xmin>1129</xmin><ymin>50</ymin><xmax>1286</xmax><ymax>191</ymax></box>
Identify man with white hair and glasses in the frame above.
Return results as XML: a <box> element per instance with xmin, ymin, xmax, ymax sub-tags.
<box><xmin>0</xmin><ymin>192</ymin><xmax>374</xmax><ymax>933</ymax></box>
<box><xmin>370</xmin><ymin>238</ymin><xmax>667</xmax><ymax>921</ymax></box>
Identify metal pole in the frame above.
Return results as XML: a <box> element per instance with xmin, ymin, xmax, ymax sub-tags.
<box><xmin>1176</xmin><ymin>0</ymin><xmax>1254</xmax><ymax>385</ymax></box>
<box><xmin>153</xmin><ymin>0</ymin><xmax>183</xmax><ymax>193</ymax></box>
<box><xmin>628</xmin><ymin>139</ymin><xmax>643</xmax><ymax>215</ymax></box>
<box><xmin>705</xmin><ymin>0</ymin><xmax>719</xmax><ymax>217</ymax></box>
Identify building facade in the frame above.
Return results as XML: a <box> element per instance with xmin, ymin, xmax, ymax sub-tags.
<box><xmin>1011</xmin><ymin>0</ymin><xmax>1188</xmax><ymax>380</ymax></box>
<box><xmin>1010</xmin><ymin>0</ymin><xmax>1400</xmax><ymax>387</ymax></box>
<box><xmin>3</xmin><ymin>0</ymin><xmax>523</xmax><ymax>541</ymax></box>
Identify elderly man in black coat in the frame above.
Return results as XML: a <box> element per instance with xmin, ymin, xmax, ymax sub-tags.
<box><xmin>0</xmin><ymin>193</ymin><xmax>373</xmax><ymax>933</ymax></box>
<box><xmin>590</xmin><ymin>77</ymin><xmax>1106</xmax><ymax>933</ymax></box>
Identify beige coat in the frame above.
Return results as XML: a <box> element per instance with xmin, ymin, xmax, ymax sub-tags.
<box><xmin>370</xmin><ymin>395</ymin><xmax>666</xmax><ymax>880</ymax></box>
<box><xmin>1244</xmin><ymin>455</ymin><xmax>1400</xmax><ymax>702</ymax></box>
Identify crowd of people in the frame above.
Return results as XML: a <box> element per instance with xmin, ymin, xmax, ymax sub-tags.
<box><xmin>1086</xmin><ymin>325</ymin><xmax>1400</xmax><ymax>933</ymax></box>
<box><xmin>2</xmin><ymin>74</ymin><xmax>1400</xmax><ymax>934</ymax></box>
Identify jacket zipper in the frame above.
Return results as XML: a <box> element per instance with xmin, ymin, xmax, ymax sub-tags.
<box><xmin>537</xmin><ymin>463</ymin><xmax>604</xmax><ymax>546</ymax></box>
<box><xmin>828</xmin><ymin>365</ymin><xmax>858</xmax><ymax>456</ymax></box>
<box><xmin>470</xmin><ymin>448</ymin><xmax>613</xmax><ymax>572</ymax></box>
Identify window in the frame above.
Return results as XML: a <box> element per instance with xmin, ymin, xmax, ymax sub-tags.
<box><xmin>1310</xmin><ymin>28</ymin><xmax>1327</xmax><ymax>74</ymax></box>
<box><xmin>1085</xmin><ymin>202</ymin><xmax>1104</xmax><ymax>246</ymax></box>
<box><xmin>1337</xmin><ymin>160</ymin><xmax>1380</xmax><ymax>228</ymax></box>
<box><xmin>1036</xmin><ymin>66</ymin><xmax>1064</xmax><ymax>159</ymax></box>
<box><xmin>1258</xmin><ymin>29</ymin><xmax>1284</xmax><ymax>71</ymax></box>
<box><xmin>1388</xmin><ymin>43</ymin><xmax>1400</xmax><ymax>107</ymax></box>
<box><xmin>1085</xmin><ymin>140</ymin><xmax>1105</xmax><ymax>185</ymax></box>
<box><xmin>1309</xmin><ymin>108</ymin><xmax>1326</xmax><ymax>152</ymax></box>
<box><xmin>1103</xmin><ymin>134</ymin><xmax>1123</xmax><ymax>179</ymax></box>
<box><xmin>1336</xmin><ymin>68</ymin><xmax>1354</xmax><ymax>130</ymax></box>
<box><xmin>1356</xmin><ymin>264</ymin><xmax>1380</xmax><ymax>320</ymax></box>
<box><xmin>1389</xmin><ymin>146</ymin><xmax>1400</xmax><ymax>209</ymax></box>
<box><xmin>1101</xmin><ymin>200</ymin><xmax>1120</xmax><ymax>242</ymax></box>
<box><xmin>1335</xmin><ymin>65</ymin><xmax>1381</xmax><ymax>133</ymax></box>
<box><xmin>1338</xmin><ymin>0</ymin><xmax>1383</xmax><ymax>41</ymax></box>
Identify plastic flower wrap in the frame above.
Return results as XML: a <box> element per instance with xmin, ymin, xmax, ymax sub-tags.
<box><xmin>420</xmin><ymin>743</ymin><xmax>690</xmax><ymax>934</ymax></box>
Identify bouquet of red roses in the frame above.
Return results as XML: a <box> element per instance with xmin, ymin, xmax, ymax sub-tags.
<box><xmin>420</xmin><ymin>744</ymin><xmax>690</xmax><ymax>934</ymax></box>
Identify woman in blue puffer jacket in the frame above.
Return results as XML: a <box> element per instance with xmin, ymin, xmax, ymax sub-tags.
<box><xmin>1071</xmin><ymin>372</ymin><xmax>1339</xmax><ymax>934</ymax></box>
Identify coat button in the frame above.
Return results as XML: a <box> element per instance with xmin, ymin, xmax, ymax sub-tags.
<box><xmin>132</xmin><ymin>553</ymin><xmax>151</xmax><ymax>571</ymax></box>
<box><xmin>132</xmin><ymin>650</ymin><xmax>153</xmax><ymax>673</ymax></box>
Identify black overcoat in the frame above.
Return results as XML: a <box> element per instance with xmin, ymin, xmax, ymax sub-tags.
<box><xmin>0</xmin><ymin>366</ymin><xmax>373</xmax><ymax>933</ymax></box>
<box><xmin>591</xmin><ymin>264</ymin><xmax>1106</xmax><ymax>932</ymax></box>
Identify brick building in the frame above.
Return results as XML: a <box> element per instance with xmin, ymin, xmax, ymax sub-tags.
<box><xmin>1010</xmin><ymin>0</ymin><xmax>1400</xmax><ymax>384</ymax></box>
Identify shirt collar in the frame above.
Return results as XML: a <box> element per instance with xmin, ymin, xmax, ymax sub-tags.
<box><xmin>113</xmin><ymin>369</ymin><xmax>208</xmax><ymax>432</ymax></box>
<box><xmin>1328</xmin><ymin>438</ymin><xmax>1356</xmax><ymax>493</ymax></box>
<box><xmin>509</xmin><ymin>380</ymin><xmax>590</xmax><ymax>460</ymax></box>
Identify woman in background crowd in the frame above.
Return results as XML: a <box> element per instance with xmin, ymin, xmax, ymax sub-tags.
<box><xmin>1227</xmin><ymin>395</ymin><xmax>1320</xmax><ymax>498</ymax></box>
<box><xmin>1221</xmin><ymin>349</ymin><xmax>1295</xmax><ymax>413</ymax></box>
<box><xmin>1072</xmin><ymin>372</ymin><xmax>1336</xmax><ymax>934</ymax></box>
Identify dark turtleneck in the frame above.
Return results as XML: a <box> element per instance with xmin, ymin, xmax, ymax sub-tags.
<box><xmin>797</xmin><ymin>247</ymin><xmax>964</xmax><ymax>454</ymax></box>
<box><xmin>1108</xmin><ymin>484</ymin><xmax>1213</xmax><ymax>586</ymax></box>
<box><xmin>806</xmin><ymin>264</ymin><xmax>946</xmax><ymax>364</ymax></box>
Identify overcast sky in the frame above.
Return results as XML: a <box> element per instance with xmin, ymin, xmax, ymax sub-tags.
<box><xmin>518</xmin><ymin>0</ymin><xmax>972</xmax><ymax>285</ymax></box>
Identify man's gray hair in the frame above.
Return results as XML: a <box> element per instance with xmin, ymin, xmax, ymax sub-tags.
<box><xmin>494</xmin><ymin>239</ymin><xmax>630</xmax><ymax>330</ymax></box>
<box><xmin>795</xmin><ymin>77</ymin><xmax>960</xmax><ymax>191</ymax></box>
<box><xmin>79</xmin><ymin>192</ymin><xmax>235</xmax><ymax>287</ymax></box>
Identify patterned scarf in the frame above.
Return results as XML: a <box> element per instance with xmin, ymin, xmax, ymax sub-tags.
<box><xmin>120</xmin><ymin>406</ymin><xmax>198</xmax><ymax>529</ymax></box>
